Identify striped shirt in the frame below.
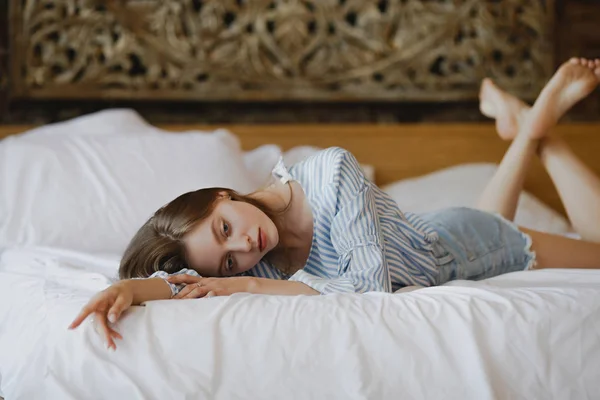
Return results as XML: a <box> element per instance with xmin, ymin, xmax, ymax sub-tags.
<box><xmin>151</xmin><ymin>147</ymin><xmax>441</xmax><ymax>295</ymax></box>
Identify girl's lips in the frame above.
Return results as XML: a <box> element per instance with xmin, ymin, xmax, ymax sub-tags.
<box><xmin>259</xmin><ymin>228</ymin><xmax>267</xmax><ymax>252</ymax></box>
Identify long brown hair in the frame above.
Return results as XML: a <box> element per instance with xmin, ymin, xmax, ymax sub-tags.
<box><xmin>119</xmin><ymin>187</ymin><xmax>282</xmax><ymax>279</ymax></box>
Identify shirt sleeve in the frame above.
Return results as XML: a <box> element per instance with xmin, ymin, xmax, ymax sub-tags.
<box><xmin>146</xmin><ymin>268</ymin><xmax>202</xmax><ymax>297</ymax></box>
<box><xmin>289</xmin><ymin>148</ymin><xmax>391</xmax><ymax>294</ymax></box>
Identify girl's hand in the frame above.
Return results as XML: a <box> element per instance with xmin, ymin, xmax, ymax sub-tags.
<box><xmin>166</xmin><ymin>275</ymin><xmax>254</xmax><ymax>299</ymax></box>
<box><xmin>68</xmin><ymin>281</ymin><xmax>134</xmax><ymax>350</ymax></box>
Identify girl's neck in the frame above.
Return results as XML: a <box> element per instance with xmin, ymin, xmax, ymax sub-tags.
<box><xmin>250</xmin><ymin>181</ymin><xmax>313</xmax><ymax>269</ymax></box>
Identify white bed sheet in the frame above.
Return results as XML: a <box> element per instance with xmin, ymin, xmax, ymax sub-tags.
<box><xmin>1</xmin><ymin>247</ymin><xmax>599</xmax><ymax>399</ymax></box>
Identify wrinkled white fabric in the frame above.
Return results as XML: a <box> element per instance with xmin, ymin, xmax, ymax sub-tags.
<box><xmin>1</xmin><ymin>246</ymin><xmax>599</xmax><ymax>400</ymax></box>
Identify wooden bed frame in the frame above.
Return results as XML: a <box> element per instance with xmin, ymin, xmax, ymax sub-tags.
<box><xmin>1</xmin><ymin>123</ymin><xmax>599</xmax><ymax>217</ymax></box>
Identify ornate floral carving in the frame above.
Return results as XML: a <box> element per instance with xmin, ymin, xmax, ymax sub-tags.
<box><xmin>12</xmin><ymin>0</ymin><xmax>554</xmax><ymax>100</ymax></box>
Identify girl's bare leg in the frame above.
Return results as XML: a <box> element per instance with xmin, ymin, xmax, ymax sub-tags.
<box><xmin>520</xmin><ymin>227</ymin><xmax>600</xmax><ymax>269</ymax></box>
<box><xmin>480</xmin><ymin>58</ymin><xmax>600</xmax><ymax>242</ymax></box>
<box><xmin>538</xmin><ymin>137</ymin><xmax>600</xmax><ymax>242</ymax></box>
<box><xmin>480</xmin><ymin>58</ymin><xmax>600</xmax><ymax>141</ymax></box>
<box><xmin>475</xmin><ymin>133</ymin><xmax>537</xmax><ymax>221</ymax></box>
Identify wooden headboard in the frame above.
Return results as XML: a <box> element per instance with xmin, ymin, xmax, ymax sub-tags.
<box><xmin>1</xmin><ymin>123</ymin><xmax>599</xmax><ymax>217</ymax></box>
<box><xmin>6</xmin><ymin>1</ymin><xmax>553</xmax><ymax>102</ymax></box>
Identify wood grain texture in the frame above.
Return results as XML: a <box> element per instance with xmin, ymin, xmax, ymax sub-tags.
<box><xmin>9</xmin><ymin>0</ymin><xmax>553</xmax><ymax>102</ymax></box>
<box><xmin>2</xmin><ymin>123</ymin><xmax>600</xmax><ymax>217</ymax></box>
<box><xmin>2</xmin><ymin>0</ymin><xmax>599</xmax><ymax>124</ymax></box>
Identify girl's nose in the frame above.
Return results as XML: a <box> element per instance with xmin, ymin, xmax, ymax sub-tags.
<box><xmin>229</xmin><ymin>234</ymin><xmax>252</xmax><ymax>252</ymax></box>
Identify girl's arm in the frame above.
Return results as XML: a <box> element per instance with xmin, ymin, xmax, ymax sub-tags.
<box><xmin>165</xmin><ymin>275</ymin><xmax>319</xmax><ymax>298</ymax></box>
<box><xmin>128</xmin><ymin>278</ymin><xmax>173</xmax><ymax>304</ymax></box>
<box><xmin>251</xmin><ymin>277</ymin><xmax>319</xmax><ymax>295</ymax></box>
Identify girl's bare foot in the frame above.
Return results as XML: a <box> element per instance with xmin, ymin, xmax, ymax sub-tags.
<box><xmin>522</xmin><ymin>57</ymin><xmax>600</xmax><ymax>140</ymax></box>
<box><xmin>479</xmin><ymin>78</ymin><xmax>530</xmax><ymax>140</ymax></box>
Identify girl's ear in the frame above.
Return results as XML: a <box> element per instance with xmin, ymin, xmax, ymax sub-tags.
<box><xmin>217</xmin><ymin>191</ymin><xmax>232</xmax><ymax>200</ymax></box>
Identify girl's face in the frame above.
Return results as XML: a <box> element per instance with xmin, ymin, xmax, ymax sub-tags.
<box><xmin>183</xmin><ymin>194</ymin><xmax>279</xmax><ymax>277</ymax></box>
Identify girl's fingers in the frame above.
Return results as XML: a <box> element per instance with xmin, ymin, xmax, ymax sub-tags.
<box><xmin>174</xmin><ymin>283</ymin><xmax>200</xmax><ymax>299</ymax></box>
<box><xmin>95</xmin><ymin>311</ymin><xmax>116</xmax><ymax>350</ymax></box>
<box><xmin>166</xmin><ymin>275</ymin><xmax>202</xmax><ymax>284</ymax></box>
<box><xmin>107</xmin><ymin>295</ymin><xmax>129</xmax><ymax>323</ymax></box>
<box><xmin>69</xmin><ymin>301</ymin><xmax>99</xmax><ymax>329</ymax></box>
<box><xmin>173</xmin><ymin>286</ymin><xmax>192</xmax><ymax>299</ymax></box>
<box><xmin>109</xmin><ymin>327</ymin><xmax>123</xmax><ymax>341</ymax></box>
<box><xmin>182</xmin><ymin>286</ymin><xmax>209</xmax><ymax>299</ymax></box>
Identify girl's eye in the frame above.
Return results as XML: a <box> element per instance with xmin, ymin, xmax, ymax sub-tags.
<box><xmin>226</xmin><ymin>254</ymin><xmax>234</xmax><ymax>271</ymax></box>
<box><xmin>223</xmin><ymin>222</ymin><xmax>230</xmax><ymax>236</ymax></box>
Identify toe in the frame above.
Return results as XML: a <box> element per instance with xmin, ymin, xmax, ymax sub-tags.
<box><xmin>480</xmin><ymin>101</ymin><xmax>495</xmax><ymax>116</ymax></box>
<box><xmin>480</xmin><ymin>78</ymin><xmax>494</xmax><ymax>95</ymax></box>
<box><xmin>569</xmin><ymin>57</ymin><xmax>580</xmax><ymax>65</ymax></box>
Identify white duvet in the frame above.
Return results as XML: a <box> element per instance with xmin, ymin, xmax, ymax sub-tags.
<box><xmin>1</xmin><ymin>247</ymin><xmax>599</xmax><ymax>399</ymax></box>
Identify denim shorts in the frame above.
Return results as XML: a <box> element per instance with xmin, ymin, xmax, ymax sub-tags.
<box><xmin>418</xmin><ymin>207</ymin><xmax>537</xmax><ymax>285</ymax></box>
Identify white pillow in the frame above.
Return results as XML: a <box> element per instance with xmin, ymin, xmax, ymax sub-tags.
<box><xmin>2</xmin><ymin>110</ymin><xmax>378</xmax><ymax>256</ymax></box>
<box><xmin>0</xmin><ymin>122</ymin><xmax>260</xmax><ymax>255</ymax></box>
<box><xmin>242</xmin><ymin>144</ymin><xmax>283</xmax><ymax>185</ymax></box>
<box><xmin>16</xmin><ymin>108</ymin><xmax>160</xmax><ymax>138</ymax></box>
<box><xmin>382</xmin><ymin>163</ymin><xmax>572</xmax><ymax>235</ymax></box>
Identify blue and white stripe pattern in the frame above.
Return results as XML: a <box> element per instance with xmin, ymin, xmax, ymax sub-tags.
<box><xmin>152</xmin><ymin>147</ymin><xmax>441</xmax><ymax>295</ymax></box>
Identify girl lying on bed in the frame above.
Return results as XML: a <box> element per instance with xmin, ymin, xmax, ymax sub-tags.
<box><xmin>70</xmin><ymin>58</ymin><xmax>600</xmax><ymax>350</ymax></box>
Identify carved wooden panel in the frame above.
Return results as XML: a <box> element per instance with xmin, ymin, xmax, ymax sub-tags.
<box><xmin>10</xmin><ymin>0</ymin><xmax>554</xmax><ymax>102</ymax></box>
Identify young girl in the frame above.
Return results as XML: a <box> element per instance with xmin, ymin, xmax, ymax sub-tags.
<box><xmin>70</xmin><ymin>58</ymin><xmax>600</xmax><ymax>350</ymax></box>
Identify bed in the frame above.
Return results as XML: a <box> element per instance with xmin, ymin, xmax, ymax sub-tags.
<box><xmin>1</xmin><ymin>111</ymin><xmax>600</xmax><ymax>399</ymax></box>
